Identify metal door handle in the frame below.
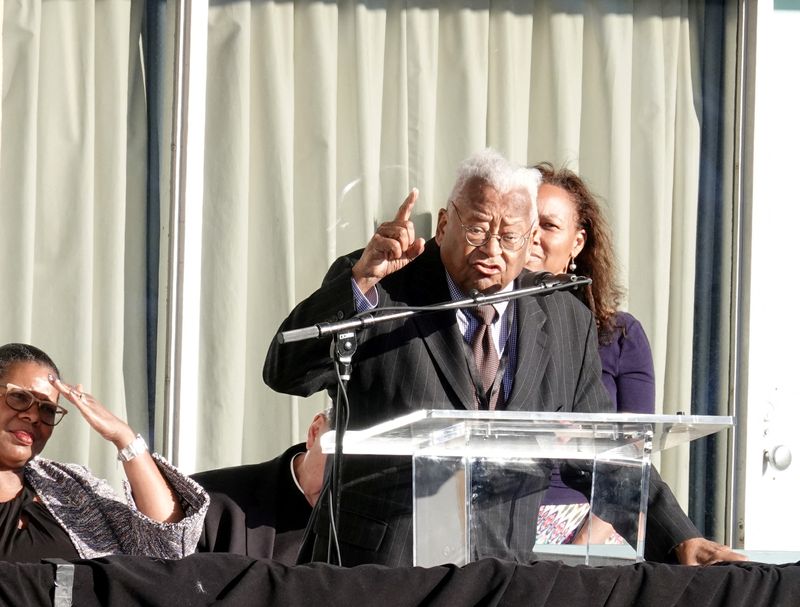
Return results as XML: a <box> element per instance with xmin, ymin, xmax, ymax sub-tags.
<box><xmin>765</xmin><ymin>444</ymin><xmax>792</xmax><ymax>471</ymax></box>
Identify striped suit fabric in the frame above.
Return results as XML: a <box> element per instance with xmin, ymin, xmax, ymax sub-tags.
<box><xmin>265</xmin><ymin>240</ymin><xmax>699</xmax><ymax>565</ymax></box>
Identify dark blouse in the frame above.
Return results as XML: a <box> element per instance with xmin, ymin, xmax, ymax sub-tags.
<box><xmin>545</xmin><ymin>311</ymin><xmax>657</xmax><ymax>505</ymax></box>
<box><xmin>0</xmin><ymin>484</ymin><xmax>78</xmax><ymax>563</ymax></box>
<box><xmin>598</xmin><ymin>311</ymin><xmax>656</xmax><ymax>414</ymax></box>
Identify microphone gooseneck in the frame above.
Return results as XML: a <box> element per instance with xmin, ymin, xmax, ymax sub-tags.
<box><xmin>277</xmin><ymin>272</ymin><xmax>591</xmax><ymax>343</ymax></box>
<box><xmin>518</xmin><ymin>271</ymin><xmax>580</xmax><ymax>289</ymax></box>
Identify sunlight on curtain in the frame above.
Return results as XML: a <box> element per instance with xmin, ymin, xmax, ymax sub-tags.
<box><xmin>0</xmin><ymin>0</ymin><xmax>147</xmax><ymax>489</ymax></box>
<box><xmin>194</xmin><ymin>0</ymin><xmax>713</xmax><ymax>508</ymax></box>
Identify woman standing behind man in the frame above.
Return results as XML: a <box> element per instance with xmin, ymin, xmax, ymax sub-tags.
<box><xmin>527</xmin><ymin>162</ymin><xmax>655</xmax><ymax>413</ymax></box>
<box><xmin>527</xmin><ymin>163</ymin><xmax>655</xmax><ymax>544</ymax></box>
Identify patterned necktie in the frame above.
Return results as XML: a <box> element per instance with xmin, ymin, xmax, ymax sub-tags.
<box><xmin>470</xmin><ymin>305</ymin><xmax>501</xmax><ymax>410</ymax></box>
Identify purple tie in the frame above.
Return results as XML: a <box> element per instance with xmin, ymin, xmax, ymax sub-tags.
<box><xmin>471</xmin><ymin>305</ymin><xmax>501</xmax><ymax>410</ymax></box>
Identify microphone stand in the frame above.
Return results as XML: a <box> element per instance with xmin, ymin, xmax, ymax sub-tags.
<box><xmin>276</xmin><ymin>272</ymin><xmax>591</xmax><ymax>564</ymax></box>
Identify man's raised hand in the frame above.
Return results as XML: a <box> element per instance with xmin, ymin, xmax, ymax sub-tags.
<box><xmin>352</xmin><ymin>189</ymin><xmax>426</xmax><ymax>293</ymax></box>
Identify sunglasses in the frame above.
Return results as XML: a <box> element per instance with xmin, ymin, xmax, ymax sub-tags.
<box><xmin>2</xmin><ymin>383</ymin><xmax>68</xmax><ymax>427</ymax></box>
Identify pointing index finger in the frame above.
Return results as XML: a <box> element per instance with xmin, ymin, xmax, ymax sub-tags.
<box><xmin>394</xmin><ymin>188</ymin><xmax>419</xmax><ymax>222</ymax></box>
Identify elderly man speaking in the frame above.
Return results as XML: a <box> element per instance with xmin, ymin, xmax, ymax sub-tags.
<box><xmin>264</xmin><ymin>148</ymin><xmax>742</xmax><ymax>568</ymax></box>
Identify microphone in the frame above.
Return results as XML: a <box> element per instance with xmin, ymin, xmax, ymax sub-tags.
<box><xmin>519</xmin><ymin>271</ymin><xmax>582</xmax><ymax>289</ymax></box>
<box><xmin>467</xmin><ymin>272</ymin><xmax>584</xmax><ymax>305</ymax></box>
<box><xmin>279</xmin><ymin>273</ymin><xmax>591</xmax><ymax>344</ymax></box>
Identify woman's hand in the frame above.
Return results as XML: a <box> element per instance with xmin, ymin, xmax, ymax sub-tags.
<box><xmin>47</xmin><ymin>374</ymin><xmax>184</xmax><ymax>523</ymax></box>
<box><xmin>49</xmin><ymin>375</ymin><xmax>136</xmax><ymax>450</ymax></box>
<box><xmin>571</xmin><ymin>513</ymin><xmax>620</xmax><ymax>545</ymax></box>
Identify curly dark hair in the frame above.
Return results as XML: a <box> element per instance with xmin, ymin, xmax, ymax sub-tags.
<box><xmin>534</xmin><ymin>163</ymin><xmax>625</xmax><ymax>343</ymax></box>
<box><xmin>0</xmin><ymin>343</ymin><xmax>60</xmax><ymax>382</ymax></box>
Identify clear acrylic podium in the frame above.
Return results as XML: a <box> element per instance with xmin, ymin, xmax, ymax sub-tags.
<box><xmin>321</xmin><ymin>410</ymin><xmax>733</xmax><ymax>566</ymax></box>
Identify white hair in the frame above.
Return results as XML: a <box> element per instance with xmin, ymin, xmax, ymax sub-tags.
<box><xmin>448</xmin><ymin>148</ymin><xmax>541</xmax><ymax>217</ymax></box>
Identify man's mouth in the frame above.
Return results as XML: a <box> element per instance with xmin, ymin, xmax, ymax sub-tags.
<box><xmin>472</xmin><ymin>261</ymin><xmax>502</xmax><ymax>276</ymax></box>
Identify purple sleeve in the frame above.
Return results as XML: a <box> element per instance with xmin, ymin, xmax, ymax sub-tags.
<box><xmin>598</xmin><ymin>312</ymin><xmax>655</xmax><ymax>414</ymax></box>
<box><xmin>544</xmin><ymin>314</ymin><xmax>656</xmax><ymax>507</ymax></box>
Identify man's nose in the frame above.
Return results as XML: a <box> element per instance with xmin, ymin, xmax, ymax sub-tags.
<box><xmin>480</xmin><ymin>234</ymin><xmax>503</xmax><ymax>255</ymax></box>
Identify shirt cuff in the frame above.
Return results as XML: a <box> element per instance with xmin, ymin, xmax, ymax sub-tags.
<box><xmin>351</xmin><ymin>277</ymin><xmax>378</xmax><ymax>312</ymax></box>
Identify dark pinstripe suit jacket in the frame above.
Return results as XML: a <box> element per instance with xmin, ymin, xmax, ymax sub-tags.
<box><xmin>264</xmin><ymin>241</ymin><xmax>699</xmax><ymax>565</ymax></box>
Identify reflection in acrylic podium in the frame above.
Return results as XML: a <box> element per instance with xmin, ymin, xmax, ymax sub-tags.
<box><xmin>321</xmin><ymin>410</ymin><xmax>733</xmax><ymax>566</ymax></box>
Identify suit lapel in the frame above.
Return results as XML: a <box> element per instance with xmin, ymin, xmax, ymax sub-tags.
<box><xmin>414</xmin><ymin>311</ymin><xmax>475</xmax><ymax>408</ymax></box>
<box><xmin>505</xmin><ymin>287</ymin><xmax>551</xmax><ymax>411</ymax></box>
<box><xmin>405</xmin><ymin>243</ymin><xmax>475</xmax><ymax>409</ymax></box>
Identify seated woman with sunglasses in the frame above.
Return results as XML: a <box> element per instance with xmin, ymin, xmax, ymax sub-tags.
<box><xmin>0</xmin><ymin>342</ymin><xmax>208</xmax><ymax>562</ymax></box>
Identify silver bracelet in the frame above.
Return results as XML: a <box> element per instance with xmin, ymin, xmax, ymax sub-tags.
<box><xmin>117</xmin><ymin>434</ymin><xmax>148</xmax><ymax>462</ymax></box>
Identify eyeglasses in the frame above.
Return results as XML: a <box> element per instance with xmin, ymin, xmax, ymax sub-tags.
<box><xmin>450</xmin><ymin>201</ymin><xmax>533</xmax><ymax>252</ymax></box>
<box><xmin>2</xmin><ymin>383</ymin><xmax>68</xmax><ymax>426</ymax></box>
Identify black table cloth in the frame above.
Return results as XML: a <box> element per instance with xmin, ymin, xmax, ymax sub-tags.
<box><xmin>1</xmin><ymin>554</ymin><xmax>798</xmax><ymax>606</ymax></box>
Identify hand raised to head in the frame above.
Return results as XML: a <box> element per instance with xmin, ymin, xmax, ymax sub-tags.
<box><xmin>351</xmin><ymin>189</ymin><xmax>426</xmax><ymax>293</ymax></box>
<box><xmin>49</xmin><ymin>375</ymin><xmax>136</xmax><ymax>450</ymax></box>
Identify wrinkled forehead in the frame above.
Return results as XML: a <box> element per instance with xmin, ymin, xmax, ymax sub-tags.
<box><xmin>458</xmin><ymin>179</ymin><xmax>536</xmax><ymax>224</ymax></box>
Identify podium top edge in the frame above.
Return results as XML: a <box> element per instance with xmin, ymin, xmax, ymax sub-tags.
<box><xmin>387</xmin><ymin>409</ymin><xmax>734</xmax><ymax>426</ymax></box>
<box><xmin>321</xmin><ymin>410</ymin><xmax>734</xmax><ymax>456</ymax></box>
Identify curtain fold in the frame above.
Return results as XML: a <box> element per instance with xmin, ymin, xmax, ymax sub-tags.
<box><xmin>0</xmin><ymin>0</ymin><xmax>147</xmax><ymax>489</ymax></box>
<box><xmin>1</xmin><ymin>0</ymin><xmax>736</xmax><ymax>526</ymax></box>
<box><xmin>190</xmin><ymin>1</ymin><xmax>732</xmax><ymax>513</ymax></box>
<box><xmin>689</xmin><ymin>0</ymin><xmax>738</xmax><ymax>540</ymax></box>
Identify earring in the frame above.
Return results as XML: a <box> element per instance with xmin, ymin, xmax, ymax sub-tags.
<box><xmin>568</xmin><ymin>256</ymin><xmax>577</xmax><ymax>273</ymax></box>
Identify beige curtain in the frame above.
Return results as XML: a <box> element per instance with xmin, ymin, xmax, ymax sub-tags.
<box><xmin>0</xmin><ymin>0</ymin><xmax>731</xmax><ymax>513</ymax></box>
<box><xmin>191</xmin><ymin>0</ymin><xmax>720</xmax><ymax>507</ymax></box>
<box><xmin>0</xmin><ymin>0</ymin><xmax>147</xmax><ymax>489</ymax></box>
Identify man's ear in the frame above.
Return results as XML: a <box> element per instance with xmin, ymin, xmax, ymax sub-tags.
<box><xmin>306</xmin><ymin>413</ymin><xmax>327</xmax><ymax>449</ymax></box>
<box><xmin>434</xmin><ymin>208</ymin><xmax>448</xmax><ymax>245</ymax></box>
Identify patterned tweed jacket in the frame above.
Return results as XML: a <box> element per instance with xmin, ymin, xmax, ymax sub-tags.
<box><xmin>23</xmin><ymin>453</ymin><xmax>209</xmax><ymax>560</ymax></box>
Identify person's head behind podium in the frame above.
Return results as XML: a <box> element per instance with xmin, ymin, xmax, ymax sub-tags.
<box><xmin>435</xmin><ymin>149</ymin><xmax>541</xmax><ymax>296</ymax></box>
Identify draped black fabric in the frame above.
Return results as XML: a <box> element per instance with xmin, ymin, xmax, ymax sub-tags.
<box><xmin>1</xmin><ymin>554</ymin><xmax>799</xmax><ymax>606</ymax></box>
